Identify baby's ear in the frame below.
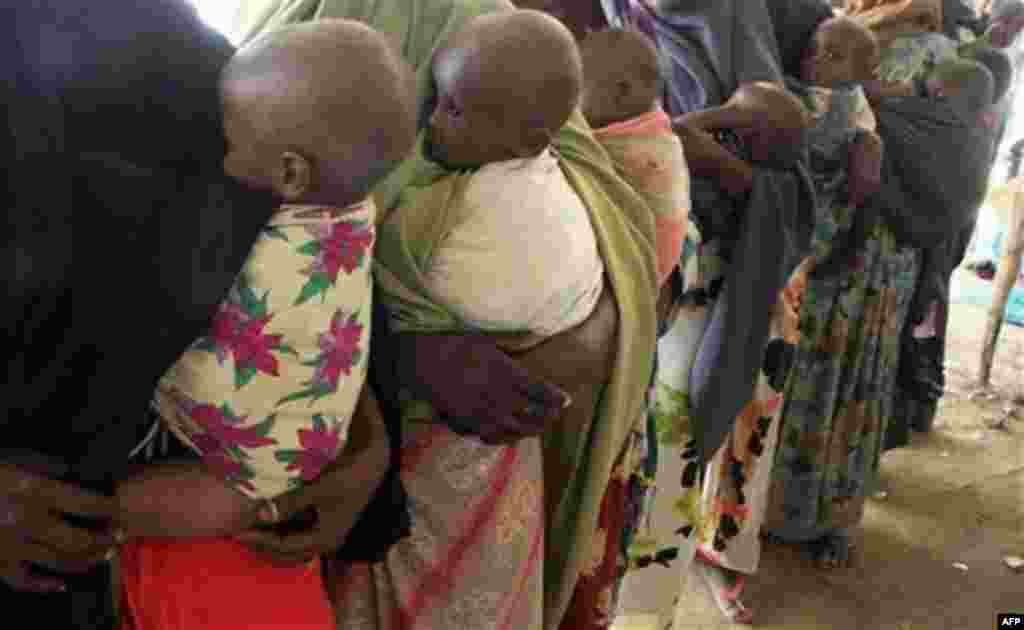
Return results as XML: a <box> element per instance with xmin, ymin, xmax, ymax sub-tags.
<box><xmin>516</xmin><ymin>126</ymin><xmax>554</xmax><ymax>158</ymax></box>
<box><xmin>271</xmin><ymin>151</ymin><xmax>314</xmax><ymax>201</ymax></box>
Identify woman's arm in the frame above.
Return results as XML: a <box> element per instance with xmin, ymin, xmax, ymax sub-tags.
<box><xmin>116</xmin><ymin>460</ymin><xmax>262</xmax><ymax>540</ymax></box>
<box><xmin>236</xmin><ymin>385</ymin><xmax>392</xmax><ymax>565</ymax></box>
<box><xmin>392</xmin><ymin>281</ymin><xmax>619</xmax><ymax>445</ymax></box>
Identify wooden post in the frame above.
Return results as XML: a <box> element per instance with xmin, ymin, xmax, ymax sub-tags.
<box><xmin>979</xmin><ymin>189</ymin><xmax>1024</xmax><ymax>387</ymax></box>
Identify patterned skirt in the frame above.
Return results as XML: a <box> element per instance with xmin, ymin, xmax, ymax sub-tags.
<box><xmin>765</xmin><ymin>223</ymin><xmax>919</xmax><ymax>540</ymax></box>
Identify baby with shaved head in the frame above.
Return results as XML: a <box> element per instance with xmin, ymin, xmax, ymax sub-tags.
<box><xmin>221</xmin><ymin>19</ymin><xmax>416</xmax><ymax>205</ymax></box>
<box><xmin>410</xmin><ymin>9</ymin><xmax>605</xmax><ymax>340</ymax></box>
<box><xmin>581</xmin><ymin>28</ymin><xmax>691</xmax><ymax>289</ymax></box>
<box><xmin>119</xmin><ymin>19</ymin><xmax>415</xmax><ymax>630</ymax></box>
<box><xmin>425</xmin><ymin>9</ymin><xmax>582</xmax><ymax>168</ymax></box>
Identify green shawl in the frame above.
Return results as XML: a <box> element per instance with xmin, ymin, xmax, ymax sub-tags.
<box><xmin>237</xmin><ymin>2</ymin><xmax>657</xmax><ymax>626</ymax></box>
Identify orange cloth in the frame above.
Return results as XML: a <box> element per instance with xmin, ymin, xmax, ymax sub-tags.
<box><xmin>654</xmin><ymin>214</ymin><xmax>686</xmax><ymax>287</ymax></box>
<box><xmin>593</xmin><ymin>107</ymin><xmax>690</xmax><ymax>288</ymax></box>
<box><xmin>780</xmin><ymin>260</ymin><xmax>811</xmax><ymax>345</ymax></box>
<box><xmin>120</xmin><ymin>538</ymin><xmax>334</xmax><ymax>630</ymax></box>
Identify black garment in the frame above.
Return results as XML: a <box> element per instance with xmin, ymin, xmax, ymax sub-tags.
<box><xmin>943</xmin><ymin>0</ymin><xmax>983</xmax><ymax>37</ymax></box>
<box><xmin>2</xmin><ymin>3</ymin><xmax>279</xmax><ymax>627</ymax></box>
<box><xmin>5</xmin><ymin>6</ymin><xmax>410</xmax><ymax>625</ymax></box>
<box><xmin>766</xmin><ymin>0</ymin><xmax>835</xmax><ymax>78</ymax></box>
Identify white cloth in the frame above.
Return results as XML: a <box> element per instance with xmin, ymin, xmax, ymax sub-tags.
<box><xmin>423</xmin><ymin>148</ymin><xmax>605</xmax><ymax>337</ymax></box>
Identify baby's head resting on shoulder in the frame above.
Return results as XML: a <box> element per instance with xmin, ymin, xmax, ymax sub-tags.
<box><xmin>221</xmin><ymin>19</ymin><xmax>416</xmax><ymax>207</ymax></box>
<box><xmin>579</xmin><ymin>28</ymin><xmax>662</xmax><ymax>129</ymax></box>
<box><xmin>926</xmin><ymin>57</ymin><xmax>995</xmax><ymax>118</ymax></box>
<box><xmin>801</xmin><ymin>17</ymin><xmax>879</xmax><ymax>87</ymax></box>
<box><xmin>720</xmin><ymin>82</ymin><xmax>810</xmax><ymax>165</ymax></box>
<box><xmin>425</xmin><ymin>9</ymin><xmax>582</xmax><ymax>169</ymax></box>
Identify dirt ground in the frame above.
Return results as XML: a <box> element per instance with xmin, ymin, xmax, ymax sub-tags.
<box><xmin>615</xmin><ymin>301</ymin><xmax>1024</xmax><ymax>630</ymax></box>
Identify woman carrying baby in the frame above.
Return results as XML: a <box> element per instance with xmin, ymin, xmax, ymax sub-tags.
<box><xmin>239</xmin><ymin>1</ymin><xmax>659</xmax><ymax>629</ymax></box>
<box><xmin>845</xmin><ymin>0</ymin><xmax>1015</xmax><ymax>445</ymax></box>
<box><xmin>524</xmin><ymin>0</ymin><xmax>817</xmax><ymax>625</ymax></box>
<box><xmin>761</xmin><ymin>1</ymin><xmax>924</xmax><ymax>570</ymax></box>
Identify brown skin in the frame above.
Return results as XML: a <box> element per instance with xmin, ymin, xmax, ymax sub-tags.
<box><xmin>504</xmin><ymin>288</ymin><xmax>616</xmax><ymax>522</ymax></box>
<box><xmin>801</xmin><ymin>17</ymin><xmax>880</xmax><ymax>88</ymax></box>
<box><xmin>221</xmin><ymin>19</ymin><xmax>417</xmax><ymax>207</ymax></box>
<box><xmin>863</xmin><ymin>78</ymin><xmax>916</xmax><ymax>101</ymax></box>
<box><xmin>116</xmin><ymin>20</ymin><xmax>416</xmax><ymax>548</ymax></box>
<box><xmin>426</xmin><ymin>10</ymin><xmax>582</xmax><ymax>169</ymax></box>
<box><xmin>0</xmin><ymin>455</ymin><xmax>119</xmax><ymax>593</ymax></box>
<box><xmin>579</xmin><ymin>28</ymin><xmax>661</xmax><ymax>129</ymax></box>
<box><xmin>673</xmin><ymin>121</ymin><xmax>755</xmax><ymax>196</ymax></box>
<box><xmin>233</xmin><ymin>387</ymin><xmax>390</xmax><ymax>565</ymax></box>
<box><xmin>673</xmin><ymin>82</ymin><xmax>810</xmax><ymax>196</ymax></box>
<box><xmin>801</xmin><ymin>18</ymin><xmax>884</xmax><ymax>206</ymax></box>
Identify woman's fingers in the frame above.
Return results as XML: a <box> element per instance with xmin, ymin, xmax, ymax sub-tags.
<box><xmin>234</xmin><ymin>529</ymin><xmax>319</xmax><ymax>567</ymax></box>
<box><xmin>523</xmin><ymin>380</ymin><xmax>572</xmax><ymax>412</ymax></box>
<box><xmin>25</xmin><ymin>510</ymin><xmax>115</xmax><ymax>557</ymax></box>
<box><xmin>0</xmin><ymin>562</ymin><xmax>66</xmax><ymax>593</ymax></box>
<box><xmin>3</xmin><ymin>538</ymin><xmax>102</xmax><ymax>575</ymax></box>
<box><xmin>0</xmin><ymin>466</ymin><xmax>117</xmax><ymax>586</ymax></box>
<box><xmin>1</xmin><ymin>467</ymin><xmax>116</xmax><ymax>522</ymax></box>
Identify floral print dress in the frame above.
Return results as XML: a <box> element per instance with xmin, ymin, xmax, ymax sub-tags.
<box><xmin>766</xmin><ymin>218</ymin><xmax>920</xmax><ymax>541</ymax></box>
<box><xmin>154</xmin><ymin>201</ymin><xmax>376</xmax><ymax>499</ymax></box>
<box><xmin>616</xmin><ymin>219</ymin><xmax>791</xmax><ymax>628</ymax></box>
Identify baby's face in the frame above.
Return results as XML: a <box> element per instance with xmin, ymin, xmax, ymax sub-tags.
<box><xmin>222</xmin><ymin>98</ymin><xmax>275</xmax><ymax>191</ymax></box>
<box><xmin>579</xmin><ymin>53</ymin><xmax>624</xmax><ymax>129</ymax></box>
<box><xmin>801</xmin><ymin>25</ymin><xmax>868</xmax><ymax>87</ymax></box>
<box><xmin>426</xmin><ymin>44</ymin><xmax>512</xmax><ymax>169</ymax></box>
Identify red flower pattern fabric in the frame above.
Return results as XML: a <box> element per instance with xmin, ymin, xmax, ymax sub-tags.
<box><xmin>154</xmin><ymin>202</ymin><xmax>375</xmax><ymax>499</ymax></box>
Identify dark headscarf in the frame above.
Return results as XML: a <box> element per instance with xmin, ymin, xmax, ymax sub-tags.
<box><xmin>604</xmin><ymin>0</ymin><xmax>784</xmax><ymax>113</ymax></box>
<box><xmin>1</xmin><ymin>1</ymin><xmax>276</xmax><ymax>627</ymax></box>
<box><xmin>766</xmin><ymin>0</ymin><xmax>835</xmax><ymax>78</ymax></box>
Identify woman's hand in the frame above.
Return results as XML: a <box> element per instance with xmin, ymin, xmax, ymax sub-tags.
<box><xmin>848</xmin><ymin>129</ymin><xmax>884</xmax><ymax>207</ymax></box>
<box><xmin>507</xmin><ymin>286</ymin><xmax>618</xmax><ymax>390</ymax></box>
<box><xmin>235</xmin><ymin>386</ymin><xmax>390</xmax><ymax>566</ymax></box>
<box><xmin>394</xmin><ymin>287</ymin><xmax>618</xmax><ymax>445</ymax></box>
<box><xmin>394</xmin><ymin>333</ymin><xmax>571</xmax><ymax>445</ymax></box>
<box><xmin>0</xmin><ymin>455</ymin><xmax>119</xmax><ymax>593</ymax></box>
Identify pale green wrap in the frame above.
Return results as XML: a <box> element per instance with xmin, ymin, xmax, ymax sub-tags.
<box><xmin>237</xmin><ymin>3</ymin><xmax>658</xmax><ymax>627</ymax></box>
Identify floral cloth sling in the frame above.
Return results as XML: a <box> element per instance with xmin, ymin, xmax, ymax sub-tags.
<box><xmin>155</xmin><ymin>201</ymin><xmax>375</xmax><ymax>499</ymax></box>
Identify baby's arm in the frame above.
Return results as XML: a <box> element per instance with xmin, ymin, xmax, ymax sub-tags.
<box><xmin>117</xmin><ymin>206</ymin><xmax>375</xmax><ymax>541</ymax></box>
<box><xmin>862</xmin><ymin>79</ymin><xmax>916</xmax><ymax>103</ymax></box>
<box><xmin>847</xmin><ymin>127</ymin><xmax>884</xmax><ymax>207</ymax></box>
<box><xmin>672</xmin><ymin>119</ymin><xmax>754</xmax><ymax>197</ymax></box>
<box><xmin>116</xmin><ymin>460</ymin><xmax>262</xmax><ymax>539</ymax></box>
